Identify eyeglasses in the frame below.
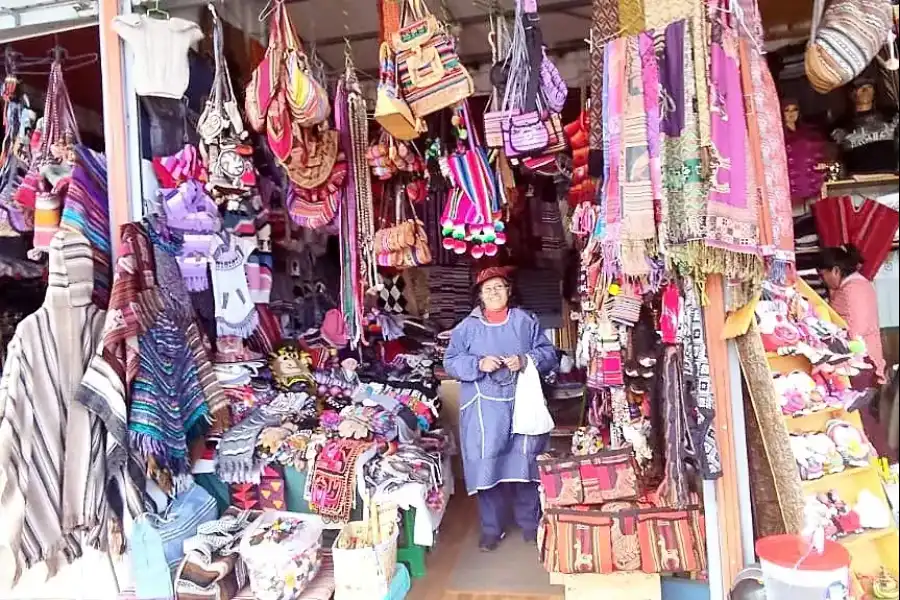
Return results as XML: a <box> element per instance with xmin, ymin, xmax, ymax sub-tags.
<box><xmin>481</xmin><ymin>285</ymin><xmax>509</xmax><ymax>295</ymax></box>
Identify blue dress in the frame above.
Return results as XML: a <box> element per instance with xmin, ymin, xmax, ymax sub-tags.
<box><xmin>444</xmin><ymin>307</ymin><xmax>559</xmax><ymax>495</ymax></box>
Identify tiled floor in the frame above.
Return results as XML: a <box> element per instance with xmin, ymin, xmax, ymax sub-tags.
<box><xmin>407</xmin><ymin>491</ymin><xmax>564</xmax><ymax>600</ymax></box>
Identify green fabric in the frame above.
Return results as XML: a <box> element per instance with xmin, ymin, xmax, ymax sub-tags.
<box><xmin>284</xmin><ymin>466</ymin><xmax>364</xmax><ymax>520</ymax></box>
<box><xmin>194</xmin><ymin>472</ymin><xmax>230</xmax><ymax>516</ymax></box>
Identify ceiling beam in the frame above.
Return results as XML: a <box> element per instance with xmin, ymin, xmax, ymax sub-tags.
<box><xmin>308</xmin><ymin>0</ymin><xmax>591</xmax><ymax>48</ymax></box>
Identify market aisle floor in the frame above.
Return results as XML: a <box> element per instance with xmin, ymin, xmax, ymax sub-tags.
<box><xmin>408</xmin><ymin>489</ymin><xmax>564</xmax><ymax>600</ymax></box>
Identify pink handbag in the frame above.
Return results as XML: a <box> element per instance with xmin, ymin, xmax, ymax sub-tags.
<box><xmin>502</xmin><ymin>111</ymin><xmax>550</xmax><ymax>157</ymax></box>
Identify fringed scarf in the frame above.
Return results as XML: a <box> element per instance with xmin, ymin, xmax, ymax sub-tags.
<box><xmin>660</xmin><ymin>21</ymin><xmax>707</xmax><ymax>271</ymax></box>
<box><xmin>600</xmin><ymin>37</ymin><xmax>628</xmax><ymax>275</ymax></box>
<box><xmin>703</xmin><ymin>17</ymin><xmax>763</xmax><ymax>284</ymax></box>
<box><xmin>745</xmin><ymin>41</ymin><xmax>795</xmax><ymax>280</ymax></box>
<box><xmin>619</xmin><ymin>37</ymin><xmax>658</xmax><ymax>276</ymax></box>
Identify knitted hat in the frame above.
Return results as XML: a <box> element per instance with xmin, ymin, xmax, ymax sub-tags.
<box><xmin>474</xmin><ymin>265</ymin><xmax>514</xmax><ymax>287</ymax></box>
<box><xmin>320</xmin><ymin>308</ymin><xmax>349</xmax><ymax>348</ymax></box>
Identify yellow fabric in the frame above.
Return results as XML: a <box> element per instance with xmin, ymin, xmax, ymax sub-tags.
<box><xmin>795</xmin><ymin>278</ymin><xmax>847</xmax><ymax>329</ymax></box>
<box><xmin>723</xmin><ymin>293</ymin><xmax>760</xmax><ymax>340</ymax></box>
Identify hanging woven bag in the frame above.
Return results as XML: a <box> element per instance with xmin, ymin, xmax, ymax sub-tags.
<box><xmin>390</xmin><ymin>0</ymin><xmax>474</xmax><ymax>118</ymax></box>
<box><xmin>805</xmin><ymin>0</ymin><xmax>894</xmax><ymax>94</ymax></box>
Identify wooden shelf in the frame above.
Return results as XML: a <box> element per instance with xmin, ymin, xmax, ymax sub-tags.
<box><xmin>800</xmin><ymin>465</ymin><xmax>874</xmax><ymax>494</ymax></box>
<box><xmin>840</xmin><ymin>528</ymin><xmax>894</xmax><ymax>548</ymax></box>
<box><xmin>824</xmin><ymin>174</ymin><xmax>900</xmax><ymax>191</ymax></box>
<box><xmin>782</xmin><ymin>406</ymin><xmax>846</xmax><ymax>434</ymax></box>
<box><xmin>762</xmin><ymin>289</ymin><xmax>899</xmax><ymax>581</ymax></box>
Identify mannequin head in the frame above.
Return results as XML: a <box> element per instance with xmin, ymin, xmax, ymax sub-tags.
<box><xmin>782</xmin><ymin>99</ymin><xmax>801</xmax><ymax>131</ymax></box>
<box><xmin>851</xmin><ymin>80</ymin><xmax>876</xmax><ymax>112</ymax></box>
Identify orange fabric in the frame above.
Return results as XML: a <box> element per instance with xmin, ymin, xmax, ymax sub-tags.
<box><xmin>740</xmin><ymin>40</ymin><xmax>773</xmax><ymax>254</ymax></box>
<box><xmin>703</xmin><ymin>275</ymin><xmax>745</xmax><ymax>588</ymax></box>
<box><xmin>380</xmin><ymin>0</ymin><xmax>402</xmax><ymax>41</ymax></box>
<box><xmin>828</xmin><ymin>273</ymin><xmax>886</xmax><ymax>381</ymax></box>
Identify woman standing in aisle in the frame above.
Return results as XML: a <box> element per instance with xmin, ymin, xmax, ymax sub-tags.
<box><xmin>820</xmin><ymin>245</ymin><xmax>886</xmax><ymax>383</ymax></box>
<box><xmin>444</xmin><ymin>266</ymin><xmax>559</xmax><ymax>551</ymax></box>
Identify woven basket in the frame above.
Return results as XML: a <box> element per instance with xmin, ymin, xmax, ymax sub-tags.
<box><xmin>332</xmin><ymin>503</ymin><xmax>399</xmax><ymax>600</ymax></box>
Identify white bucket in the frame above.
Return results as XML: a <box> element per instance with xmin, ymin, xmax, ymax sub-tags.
<box><xmin>756</xmin><ymin>535</ymin><xmax>851</xmax><ymax>600</ymax></box>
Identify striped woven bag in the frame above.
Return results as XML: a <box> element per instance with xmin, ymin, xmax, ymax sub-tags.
<box><xmin>805</xmin><ymin>0</ymin><xmax>893</xmax><ymax>94</ymax></box>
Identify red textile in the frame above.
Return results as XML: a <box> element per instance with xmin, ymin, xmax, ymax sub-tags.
<box><xmin>813</xmin><ymin>196</ymin><xmax>900</xmax><ymax>279</ymax></box>
<box><xmin>483</xmin><ymin>307</ymin><xmax>510</xmax><ymax>324</ymax></box>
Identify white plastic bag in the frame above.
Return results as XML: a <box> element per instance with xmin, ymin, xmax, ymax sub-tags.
<box><xmin>512</xmin><ymin>356</ymin><xmax>555</xmax><ymax>436</ymax></box>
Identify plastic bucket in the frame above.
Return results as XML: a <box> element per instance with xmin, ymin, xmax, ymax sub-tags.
<box><xmin>756</xmin><ymin>535</ymin><xmax>851</xmax><ymax>600</ymax></box>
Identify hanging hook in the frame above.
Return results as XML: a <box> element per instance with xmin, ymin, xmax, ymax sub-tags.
<box><xmin>257</xmin><ymin>0</ymin><xmax>281</xmax><ymax>22</ymax></box>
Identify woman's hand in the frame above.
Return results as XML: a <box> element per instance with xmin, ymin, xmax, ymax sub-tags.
<box><xmin>504</xmin><ymin>355</ymin><xmax>525</xmax><ymax>372</ymax></box>
<box><xmin>479</xmin><ymin>356</ymin><xmax>503</xmax><ymax>373</ymax></box>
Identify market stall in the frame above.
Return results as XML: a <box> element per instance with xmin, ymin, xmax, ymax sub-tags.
<box><xmin>4</xmin><ymin>0</ymin><xmax>897</xmax><ymax>599</ymax></box>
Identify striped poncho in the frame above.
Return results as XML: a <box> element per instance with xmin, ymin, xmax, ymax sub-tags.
<box><xmin>0</xmin><ymin>231</ymin><xmax>105</xmax><ymax>582</ymax></box>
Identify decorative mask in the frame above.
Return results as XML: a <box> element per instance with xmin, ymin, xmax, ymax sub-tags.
<box><xmin>269</xmin><ymin>341</ymin><xmax>314</xmax><ymax>390</ymax></box>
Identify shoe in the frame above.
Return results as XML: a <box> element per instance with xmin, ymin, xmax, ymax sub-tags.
<box><xmin>479</xmin><ymin>531</ymin><xmax>507</xmax><ymax>552</ymax></box>
<box><xmin>523</xmin><ymin>530</ymin><xmax>538</xmax><ymax>544</ymax></box>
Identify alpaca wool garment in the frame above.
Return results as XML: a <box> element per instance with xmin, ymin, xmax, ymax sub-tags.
<box><xmin>61</xmin><ymin>146</ymin><xmax>113</xmax><ymax>309</ymax></box>
<box><xmin>0</xmin><ymin>231</ymin><xmax>105</xmax><ymax>581</ymax></box>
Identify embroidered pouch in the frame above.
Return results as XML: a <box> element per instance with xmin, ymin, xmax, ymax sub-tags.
<box><xmin>579</xmin><ymin>447</ymin><xmax>639</xmax><ymax>504</ymax></box>
<box><xmin>537</xmin><ymin>455</ymin><xmax>585</xmax><ymax>507</ymax></box>
<box><xmin>540</xmin><ymin>508</ymin><xmax>614</xmax><ymax>574</ymax></box>
<box><xmin>636</xmin><ymin>507</ymin><xmax>705</xmax><ymax>574</ymax></box>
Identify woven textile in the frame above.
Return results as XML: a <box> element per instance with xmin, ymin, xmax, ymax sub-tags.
<box><xmin>426</xmin><ymin>266</ymin><xmax>472</xmax><ymax>328</ymax></box>
<box><xmin>589</xmin><ymin>0</ymin><xmax>619</xmax><ymax>153</ymax></box>
<box><xmin>308</xmin><ymin>439</ymin><xmax>373</xmax><ymax>521</ymax></box>
<box><xmin>678</xmin><ymin>280</ymin><xmax>722</xmax><ymax>479</ymax></box>
<box><xmin>129</xmin><ymin>314</ymin><xmax>210</xmax><ymax>476</ymax></box>
<box><xmin>618</xmin><ymin>0</ymin><xmax>645</xmax><ymax>35</ymax></box>
<box><xmin>703</xmin><ymin>20</ymin><xmax>763</xmax><ymax>283</ymax></box>
<box><xmin>378</xmin><ymin>273</ymin><xmax>408</xmax><ymax>314</ymax></box>
<box><xmin>746</xmin><ymin>42</ymin><xmax>795</xmax><ymax>270</ymax></box>
<box><xmin>736</xmin><ymin>321</ymin><xmax>805</xmax><ymax>536</ymax></box>
<box><xmin>514</xmin><ymin>269</ymin><xmax>563</xmax><ymax>329</ymax></box>
<box><xmin>61</xmin><ymin>145</ymin><xmax>112</xmax><ymax>309</ymax></box>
